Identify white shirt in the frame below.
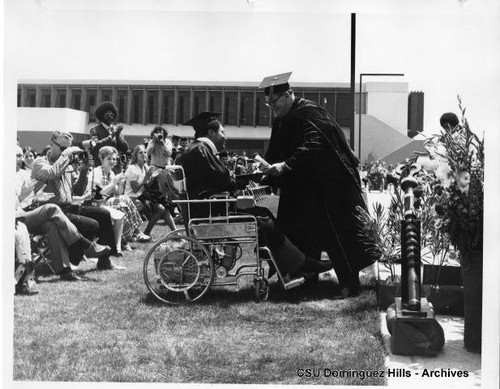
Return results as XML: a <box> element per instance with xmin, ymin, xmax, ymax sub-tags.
<box><xmin>124</xmin><ymin>163</ymin><xmax>148</xmax><ymax>198</ymax></box>
<box><xmin>16</xmin><ymin>169</ymin><xmax>34</xmax><ymax>209</ymax></box>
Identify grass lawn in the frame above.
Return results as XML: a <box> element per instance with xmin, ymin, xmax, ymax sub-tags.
<box><xmin>13</xmin><ymin>196</ymin><xmax>387</xmax><ymax>385</ymax></box>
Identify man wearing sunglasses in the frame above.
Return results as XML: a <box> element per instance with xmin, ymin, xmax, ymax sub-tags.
<box><xmin>32</xmin><ymin>131</ymin><xmax>125</xmax><ymax>270</ymax></box>
<box><xmin>89</xmin><ymin>101</ymin><xmax>130</xmax><ymax>174</ymax></box>
<box><xmin>258</xmin><ymin>72</ymin><xmax>378</xmax><ymax>298</ymax></box>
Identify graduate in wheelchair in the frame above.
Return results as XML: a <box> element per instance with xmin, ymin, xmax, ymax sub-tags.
<box><xmin>143</xmin><ymin>112</ymin><xmax>332</xmax><ymax>304</ymax></box>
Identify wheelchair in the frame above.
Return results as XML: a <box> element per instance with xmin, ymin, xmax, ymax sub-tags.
<box><xmin>143</xmin><ymin>166</ymin><xmax>306</xmax><ymax>304</ymax></box>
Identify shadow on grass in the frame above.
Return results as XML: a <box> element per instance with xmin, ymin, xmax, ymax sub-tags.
<box><xmin>141</xmin><ymin>279</ymin><xmax>377</xmax><ymax>308</ymax></box>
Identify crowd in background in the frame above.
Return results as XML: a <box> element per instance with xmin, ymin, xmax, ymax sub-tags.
<box><xmin>358</xmin><ymin>160</ymin><xmax>399</xmax><ymax>194</ymax></box>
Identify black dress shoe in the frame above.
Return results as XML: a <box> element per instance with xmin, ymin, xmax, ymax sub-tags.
<box><xmin>96</xmin><ymin>262</ymin><xmax>127</xmax><ymax>271</ymax></box>
<box><xmin>299</xmin><ymin>257</ymin><xmax>333</xmax><ymax>274</ymax></box>
<box><xmin>83</xmin><ymin>242</ymin><xmax>111</xmax><ymax>258</ymax></box>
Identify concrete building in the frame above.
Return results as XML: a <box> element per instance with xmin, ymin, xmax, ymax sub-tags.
<box><xmin>17</xmin><ymin>80</ymin><xmax>424</xmax><ymax>163</ymax></box>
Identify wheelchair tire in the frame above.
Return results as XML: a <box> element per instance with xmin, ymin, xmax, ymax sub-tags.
<box><xmin>254</xmin><ymin>278</ymin><xmax>269</xmax><ymax>302</ymax></box>
<box><xmin>143</xmin><ymin>233</ymin><xmax>214</xmax><ymax>304</ymax></box>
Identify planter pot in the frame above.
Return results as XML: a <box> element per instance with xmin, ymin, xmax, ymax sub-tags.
<box><xmin>460</xmin><ymin>249</ymin><xmax>483</xmax><ymax>353</ymax></box>
<box><xmin>377</xmin><ymin>282</ymin><xmax>400</xmax><ymax>310</ymax></box>
<box><xmin>421</xmin><ymin>284</ymin><xmax>464</xmax><ymax>316</ymax></box>
<box><xmin>422</xmin><ymin>264</ymin><xmax>463</xmax><ymax>286</ymax></box>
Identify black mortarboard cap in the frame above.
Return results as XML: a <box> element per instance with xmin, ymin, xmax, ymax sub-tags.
<box><xmin>184</xmin><ymin>111</ymin><xmax>222</xmax><ymax>133</ymax></box>
<box><xmin>258</xmin><ymin>72</ymin><xmax>292</xmax><ymax>96</ymax></box>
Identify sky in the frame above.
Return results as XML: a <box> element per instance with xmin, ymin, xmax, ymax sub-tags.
<box><xmin>2</xmin><ymin>0</ymin><xmax>500</xmax><ymax>386</ymax></box>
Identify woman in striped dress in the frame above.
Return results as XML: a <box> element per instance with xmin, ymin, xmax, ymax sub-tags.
<box><xmin>85</xmin><ymin>146</ymin><xmax>150</xmax><ymax>255</ymax></box>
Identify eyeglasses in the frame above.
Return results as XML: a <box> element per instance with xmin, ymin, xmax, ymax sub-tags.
<box><xmin>265</xmin><ymin>93</ymin><xmax>286</xmax><ymax>108</ymax></box>
<box><xmin>52</xmin><ymin>140</ymin><xmax>67</xmax><ymax>152</ymax></box>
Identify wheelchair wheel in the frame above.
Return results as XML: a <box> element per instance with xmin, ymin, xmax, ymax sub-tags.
<box><xmin>254</xmin><ymin>278</ymin><xmax>269</xmax><ymax>302</ymax></box>
<box><xmin>143</xmin><ymin>234</ymin><xmax>213</xmax><ymax>304</ymax></box>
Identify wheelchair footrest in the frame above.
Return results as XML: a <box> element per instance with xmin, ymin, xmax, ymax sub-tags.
<box><xmin>283</xmin><ymin>276</ymin><xmax>305</xmax><ymax>290</ymax></box>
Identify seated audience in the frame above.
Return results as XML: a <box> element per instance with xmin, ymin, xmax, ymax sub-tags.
<box><xmin>124</xmin><ymin>145</ymin><xmax>173</xmax><ymax>237</ymax></box>
<box><xmin>16</xmin><ymin>145</ymin><xmax>111</xmax><ymax>281</ymax></box>
<box><xmin>85</xmin><ymin>146</ymin><xmax>150</xmax><ymax>253</ymax></box>
<box><xmin>31</xmin><ymin>131</ymin><xmax>125</xmax><ymax>270</ymax></box>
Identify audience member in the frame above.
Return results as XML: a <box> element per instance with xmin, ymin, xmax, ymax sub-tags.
<box><xmin>89</xmin><ymin>101</ymin><xmax>129</xmax><ymax>174</ymax></box>
<box><xmin>14</xmin><ymin>220</ymin><xmax>38</xmax><ymax>294</ymax></box>
<box><xmin>16</xmin><ymin>145</ymin><xmax>111</xmax><ymax>281</ymax></box>
<box><xmin>31</xmin><ymin>131</ymin><xmax>125</xmax><ymax>270</ymax></box>
<box><xmin>124</xmin><ymin>145</ymin><xmax>173</xmax><ymax>237</ymax></box>
<box><xmin>85</xmin><ymin>146</ymin><xmax>151</xmax><ymax>253</ymax></box>
<box><xmin>22</xmin><ymin>146</ymin><xmax>37</xmax><ymax>171</ymax></box>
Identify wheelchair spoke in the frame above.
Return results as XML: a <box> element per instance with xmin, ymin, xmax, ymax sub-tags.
<box><xmin>143</xmin><ymin>233</ymin><xmax>214</xmax><ymax>305</ymax></box>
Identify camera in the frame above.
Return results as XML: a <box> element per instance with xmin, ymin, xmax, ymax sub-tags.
<box><xmin>73</xmin><ymin>150</ymin><xmax>89</xmax><ymax>162</ymax></box>
<box><xmin>153</xmin><ymin>133</ymin><xmax>164</xmax><ymax>141</ymax></box>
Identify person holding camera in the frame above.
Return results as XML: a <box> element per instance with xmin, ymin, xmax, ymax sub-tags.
<box><xmin>89</xmin><ymin>101</ymin><xmax>129</xmax><ymax>174</ymax></box>
<box><xmin>31</xmin><ymin>131</ymin><xmax>125</xmax><ymax>270</ymax></box>
<box><xmin>145</xmin><ymin>126</ymin><xmax>177</xmax><ymax>230</ymax></box>
<box><xmin>146</xmin><ymin>126</ymin><xmax>173</xmax><ymax>168</ymax></box>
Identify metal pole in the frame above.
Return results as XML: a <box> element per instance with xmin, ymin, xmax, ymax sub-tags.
<box><xmin>358</xmin><ymin>74</ymin><xmax>362</xmax><ymax>160</ymax></box>
<box><xmin>350</xmin><ymin>13</ymin><xmax>356</xmax><ymax>151</ymax></box>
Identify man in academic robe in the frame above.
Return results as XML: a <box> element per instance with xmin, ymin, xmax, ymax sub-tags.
<box><xmin>259</xmin><ymin>72</ymin><xmax>379</xmax><ymax>298</ymax></box>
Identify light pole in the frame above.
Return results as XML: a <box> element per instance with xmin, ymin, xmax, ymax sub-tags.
<box><xmin>358</xmin><ymin>73</ymin><xmax>404</xmax><ymax>160</ymax></box>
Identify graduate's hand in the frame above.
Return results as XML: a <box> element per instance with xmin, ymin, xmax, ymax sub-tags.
<box><xmin>262</xmin><ymin>162</ymin><xmax>291</xmax><ymax>177</ymax></box>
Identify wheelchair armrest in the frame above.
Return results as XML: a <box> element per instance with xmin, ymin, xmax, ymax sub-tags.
<box><xmin>209</xmin><ymin>192</ymin><xmax>232</xmax><ymax>199</ymax></box>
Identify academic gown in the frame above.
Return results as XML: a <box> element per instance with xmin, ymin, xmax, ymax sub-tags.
<box><xmin>264</xmin><ymin>97</ymin><xmax>378</xmax><ymax>280</ymax></box>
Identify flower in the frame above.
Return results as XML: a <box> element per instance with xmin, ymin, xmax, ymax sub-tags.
<box><xmin>423</xmin><ymin>97</ymin><xmax>484</xmax><ymax>252</ymax></box>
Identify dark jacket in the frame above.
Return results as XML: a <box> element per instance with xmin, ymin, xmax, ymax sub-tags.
<box><xmin>89</xmin><ymin>123</ymin><xmax>129</xmax><ymax>173</ymax></box>
<box><xmin>265</xmin><ymin>97</ymin><xmax>377</xmax><ymax>275</ymax></box>
<box><xmin>179</xmin><ymin>140</ymin><xmax>236</xmax><ymax>218</ymax></box>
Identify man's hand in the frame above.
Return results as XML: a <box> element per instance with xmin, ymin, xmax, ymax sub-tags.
<box><xmin>262</xmin><ymin>162</ymin><xmax>291</xmax><ymax>177</ymax></box>
<box><xmin>62</xmin><ymin>146</ymin><xmax>83</xmax><ymax>158</ymax></box>
<box><xmin>111</xmin><ymin>125</ymin><xmax>124</xmax><ymax>137</ymax></box>
<box><xmin>33</xmin><ymin>184</ymin><xmax>55</xmax><ymax>203</ymax></box>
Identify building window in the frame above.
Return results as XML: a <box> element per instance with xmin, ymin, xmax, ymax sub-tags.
<box><xmin>71</xmin><ymin>89</ymin><xmax>82</xmax><ymax>110</ymax></box>
<box><xmin>41</xmin><ymin>88</ymin><xmax>52</xmax><ymax>107</ymax></box>
<box><xmin>131</xmin><ymin>89</ymin><xmax>143</xmax><ymax>123</ymax></box>
<box><xmin>193</xmin><ymin>90</ymin><xmax>207</xmax><ymax>116</ymax></box>
<box><xmin>146</xmin><ymin>90</ymin><xmax>159</xmax><ymax>124</ymax></box>
<box><xmin>209</xmin><ymin>91</ymin><xmax>222</xmax><ymax>114</ymax></box>
<box><xmin>86</xmin><ymin>89</ymin><xmax>98</xmax><ymax>121</ymax></box>
<box><xmin>256</xmin><ymin>95</ymin><xmax>270</xmax><ymax>126</ymax></box>
<box><xmin>239</xmin><ymin>91</ymin><xmax>254</xmax><ymax>126</ymax></box>
<box><xmin>224</xmin><ymin>91</ymin><xmax>237</xmax><ymax>126</ymax></box>
<box><xmin>177</xmin><ymin>90</ymin><xmax>190</xmax><ymax>125</ymax></box>
<box><xmin>26</xmin><ymin>88</ymin><xmax>36</xmax><ymax>107</ymax></box>
<box><xmin>303</xmin><ymin>91</ymin><xmax>320</xmax><ymax>104</ymax></box>
<box><xmin>101</xmin><ymin>89</ymin><xmax>112</xmax><ymax>103</ymax></box>
<box><xmin>17</xmin><ymin>88</ymin><xmax>21</xmax><ymax>107</ymax></box>
<box><xmin>335</xmin><ymin>91</ymin><xmax>351</xmax><ymax>127</ymax></box>
<box><xmin>116</xmin><ymin>90</ymin><xmax>128</xmax><ymax>123</ymax></box>
<box><xmin>319</xmin><ymin>92</ymin><xmax>336</xmax><ymax>117</ymax></box>
<box><xmin>56</xmin><ymin>89</ymin><xmax>67</xmax><ymax>108</ymax></box>
<box><xmin>162</xmin><ymin>90</ymin><xmax>174</xmax><ymax>124</ymax></box>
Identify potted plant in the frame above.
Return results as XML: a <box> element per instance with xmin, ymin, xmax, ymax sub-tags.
<box><xmin>414</xmin><ymin>171</ymin><xmax>464</xmax><ymax>316</ymax></box>
<box><xmin>356</xmin><ymin>200</ymin><xmax>401</xmax><ymax>309</ymax></box>
<box><xmin>423</xmin><ymin>97</ymin><xmax>484</xmax><ymax>353</ymax></box>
